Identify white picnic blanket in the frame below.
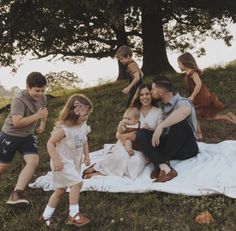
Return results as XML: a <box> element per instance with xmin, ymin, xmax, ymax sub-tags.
<box><xmin>29</xmin><ymin>140</ymin><xmax>236</xmax><ymax>198</ymax></box>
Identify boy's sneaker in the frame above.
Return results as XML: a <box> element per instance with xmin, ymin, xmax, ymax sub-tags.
<box><xmin>67</xmin><ymin>212</ymin><xmax>90</xmax><ymax>227</ymax></box>
<box><xmin>6</xmin><ymin>190</ymin><xmax>29</xmax><ymax>205</ymax></box>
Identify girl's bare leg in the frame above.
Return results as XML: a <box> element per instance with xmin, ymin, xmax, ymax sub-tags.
<box><xmin>196</xmin><ymin>120</ymin><xmax>203</xmax><ymax>140</ymax></box>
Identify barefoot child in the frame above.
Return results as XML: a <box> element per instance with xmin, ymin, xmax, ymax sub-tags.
<box><xmin>115</xmin><ymin>45</ymin><xmax>143</xmax><ymax>106</ymax></box>
<box><xmin>40</xmin><ymin>94</ymin><xmax>92</xmax><ymax>228</ymax></box>
<box><xmin>177</xmin><ymin>52</ymin><xmax>236</xmax><ymax>140</ymax></box>
<box><xmin>0</xmin><ymin>72</ymin><xmax>48</xmax><ymax>205</ymax></box>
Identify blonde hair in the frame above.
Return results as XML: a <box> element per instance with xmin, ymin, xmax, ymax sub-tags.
<box><xmin>59</xmin><ymin>94</ymin><xmax>93</xmax><ymax>126</ymax></box>
<box><xmin>124</xmin><ymin>107</ymin><xmax>140</xmax><ymax>120</ymax></box>
<box><xmin>177</xmin><ymin>52</ymin><xmax>199</xmax><ymax>70</ymax></box>
<box><xmin>115</xmin><ymin>45</ymin><xmax>133</xmax><ymax>59</ymax></box>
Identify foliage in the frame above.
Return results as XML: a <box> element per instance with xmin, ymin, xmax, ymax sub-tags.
<box><xmin>0</xmin><ymin>0</ymin><xmax>236</xmax><ymax>74</ymax></box>
<box><xmin>45</xmin><ymin>71</ymin><xmax>82</xmax><ymax>92</ymax></box>
<box><xmin>0</xmin><ymin>64</ymin><xmax>236</xmax><ymax>230</ymax></box>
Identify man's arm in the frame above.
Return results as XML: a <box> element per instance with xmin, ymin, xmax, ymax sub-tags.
<box><xmin>152</xmin><ymin>106</ymin><xmax>191</xmax><ymax>147</ymax></box>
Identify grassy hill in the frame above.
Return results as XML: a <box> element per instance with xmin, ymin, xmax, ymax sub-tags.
<box><xmin>0</xmin><ymin>64</ymin><xmax>236</xmax><ymax>231</ymax></box>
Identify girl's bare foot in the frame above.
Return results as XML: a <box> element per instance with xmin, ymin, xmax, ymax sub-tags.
<box><xmin>227</xmin><ymin>112</ymin><xmax>236</xmax><ymax>125</ymax></box>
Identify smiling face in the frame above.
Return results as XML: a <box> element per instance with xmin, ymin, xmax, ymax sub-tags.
<box><xmin>26</xmin><ymin>85</ymin><xmax>46</xmax><ymax>101</ymax></box>
<box><xmin>139</xmin><ymin>87</ymin><xmax>152</xmax><ymax>106</ymax></box>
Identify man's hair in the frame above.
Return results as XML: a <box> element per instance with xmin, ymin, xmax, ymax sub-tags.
<box><xmin>115</xmin><ymin>45</ymin><xmax>133</xmax><ymax>59</ymax></box>
<box><xmin>153</xmin><ymin>75</ymin><xmax>173</xmax><ymax>92</ymax></box>
<box><xmin>26</xmin><ymin>72</ymin><xmax>47</xmax><ymax>88</ymax></box>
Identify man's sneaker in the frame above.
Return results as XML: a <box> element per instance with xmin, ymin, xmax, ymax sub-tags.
<box><xmin>67</xmin><ymin>212</ymin><xmax>90</xmax><ymax>227</ymax></box>
<box><xmin>6</xmin><ymin>190</ymin><xmax>29</xmax><ymax>205</ymax></box>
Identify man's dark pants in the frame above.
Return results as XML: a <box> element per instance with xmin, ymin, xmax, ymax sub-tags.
<box><xmin>136</xmin><ymin>120</ymin><xmax>199</xmax><ymax>167</ymax></box>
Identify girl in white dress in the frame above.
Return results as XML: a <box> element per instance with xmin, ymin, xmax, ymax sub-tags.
<box><xmin>40</xmin><ymin>94</ymin><xmax>93</xmax><ymax>229</ymax></box>
<box><xmin>83</xmin><ymin>84</ymin><xmax>163</xmax><ymax>180</ymax></box>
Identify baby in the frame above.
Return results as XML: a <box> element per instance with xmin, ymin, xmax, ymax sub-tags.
<box><xmin>117</xmin><ymin>107</ymin><xmax>140</xmax><ymax>155</ymax></box>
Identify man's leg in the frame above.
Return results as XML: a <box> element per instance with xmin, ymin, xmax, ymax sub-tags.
<box><xmin>161</xmin><ymin>120</ymin><xmax>199</xmax><ymax>161</ymax></box>
<box><xmin>136</xmin><ymin>129</ymin><xmax>166</xmax><ymax>166</ymax></box>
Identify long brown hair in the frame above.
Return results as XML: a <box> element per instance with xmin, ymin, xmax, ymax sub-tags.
<box><xmin>131</xmin><ymin>84</ymin><xmax>159</xmax><ymax>109</ymax></box>
<box><xmin>59</xmin><ymin>94</ymin><xmax>93</xmax><ymax>126</ymax></box>
<box><xmin>177</xmin><ymin>52</ymin><xmax>199</xmax><ymax>70</ymax></box>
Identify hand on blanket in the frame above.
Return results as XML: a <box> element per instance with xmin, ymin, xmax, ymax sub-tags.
<box><xmin>52</xmin><ymin>158</ymin><xmax>64</xmax><ymax>171</ymax></box>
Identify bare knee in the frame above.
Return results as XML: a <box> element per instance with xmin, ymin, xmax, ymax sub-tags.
<box><xmin>24</xmin><ymin>155</ymin><xmax>39</xmax><ymax>169</ymax></box>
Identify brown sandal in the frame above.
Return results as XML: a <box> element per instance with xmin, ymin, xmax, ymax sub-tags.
<box><xmin>82</xmin><ymin>163</ymin><xmax>96</xmax><ymax>179</ymax></box>
<box><xmin>67</xmin><ymin>212</ymin><xmax>90</xmax><ymax>227</ymax></box>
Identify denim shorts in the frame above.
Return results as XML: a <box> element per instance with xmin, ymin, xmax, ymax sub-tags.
<box><xmin>0</xmin><ymin>132</ymin><xmax>38</xmax><ymax>164</ymax></box>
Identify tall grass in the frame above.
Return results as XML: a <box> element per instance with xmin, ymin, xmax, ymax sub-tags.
<box><xmin>0</xmin><ymin>64</ymin><xmax>235</xmax><ymax>230</ymax></box>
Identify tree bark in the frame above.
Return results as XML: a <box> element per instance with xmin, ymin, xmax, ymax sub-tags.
<box><xmin>142</xmin><ymin>6</ymin><xmax>175</xmax><ymax>75</ymax></box>
<box><xmin>113</xmin><ymin>18</ymin><xmax>128</xmax><ymax>81</ymax></box>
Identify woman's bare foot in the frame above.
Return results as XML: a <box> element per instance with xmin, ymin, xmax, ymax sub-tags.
<box><xmin>197</xmin><ymin>133</ymin><xmax>204</xmax><ymax>141</ymax></box>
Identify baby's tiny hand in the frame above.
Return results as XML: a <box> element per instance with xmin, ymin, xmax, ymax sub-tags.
<box><xmin>141</xmin><ymin>123</ymin><xmax>149</xmax><ymax>130</ymax></box>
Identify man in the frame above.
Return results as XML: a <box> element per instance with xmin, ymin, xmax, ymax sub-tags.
<box><xmin>136</xmin><ymin>75</ymin><xmax>199</xmax><ymax>182</ymax></box>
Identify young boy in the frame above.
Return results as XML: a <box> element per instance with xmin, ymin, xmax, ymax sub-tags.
<box><xmin>115</xmin><ymin>45</ymin><xmax>143</xmax><ymax>106</ymax></box>
<box><xmin>0</xmin><ymin>72</ymin><xmax>48</xmax><ymax>205</ymax></box>
<box><xmin>116</xmin><ymin>107</ymin><xmax>140</xmax><ymax>156</ymax></box>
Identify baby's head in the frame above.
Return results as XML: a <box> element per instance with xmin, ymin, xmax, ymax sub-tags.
<box><xmin>122</xmin><ymin>107</ymin><xmax>140</xmax><ymax>125</ymax></box>
<box><xmin>59</xmin><ymin>94</ymin><xmax>93</xmax><ymax>126</ymax></box>
<box><xmin>115</xmin><ymin>45</ymin><xmax>133</xmax><ymax>65</ymax></box>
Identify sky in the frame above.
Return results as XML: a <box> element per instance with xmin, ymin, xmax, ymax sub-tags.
<box><xmin>0</xmin><ymin>23</ymin><xmax>236</xmax><ymax>90</ymax></box>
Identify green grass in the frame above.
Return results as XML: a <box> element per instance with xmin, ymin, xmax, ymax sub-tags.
<box><xmin>0</xmin><ymin>65</ymin><xmax>236</xmax><ymax>231</ymax></box>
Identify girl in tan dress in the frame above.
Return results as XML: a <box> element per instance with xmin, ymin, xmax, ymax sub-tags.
<box><xmin>178</xmin><ymin>52</ymin><xmax>236</xmax><ymax>140</ymax></box>
<box><xmin>40</xmin><ymin>94</ymin><xmax>93</xmax><ymax>229</ymax></box>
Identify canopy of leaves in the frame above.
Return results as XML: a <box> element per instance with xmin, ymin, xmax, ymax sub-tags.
<box><xmin>0</xmin><ymin>0</ymin><xmax>236</xmax><ymax>67</ymax></box>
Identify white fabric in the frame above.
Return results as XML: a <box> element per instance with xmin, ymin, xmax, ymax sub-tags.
<box><xmin>51</xmin><ymin>122</ymin><xmax>90</xmax><ymax>188</ymax></box>
<box><xmin>29</xmin><ymin>140</ymin><xmax>236</xmax><ymax>198</ymax></box>
<box><xmin>94</xmin><ymin>106</ymin><xmax>162</xmax><ymax>179</ymax></box>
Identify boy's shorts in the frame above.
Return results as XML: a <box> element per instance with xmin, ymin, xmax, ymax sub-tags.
<box><xmin>0</xmin><ymin>132</ymin><xmax>38</xmax><ymax>164</ymax></box>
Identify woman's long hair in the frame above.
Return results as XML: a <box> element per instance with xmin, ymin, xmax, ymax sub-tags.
<box><xmin>59</xmin><ymin>94</ymin><xmax>93</xmax><ymax>126</ymax></box>
<box><xmin>131</xmin><ymin>83</ymin><xmax>159</xmax><ymax>109</ymax></box>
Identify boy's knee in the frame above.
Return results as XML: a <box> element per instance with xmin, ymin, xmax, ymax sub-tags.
<box><xmin>24</xmin><ymin>155</ymin><xmax>39</xmax><ymax>168</ymax></box>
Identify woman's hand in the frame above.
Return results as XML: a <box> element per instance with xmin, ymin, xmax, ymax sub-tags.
<box><xmin>187</xmin><ymin>96</ymin><xmax>194</xmax><ymax>102</ymax></box>
<box><xmin>52</xmin><ymin>158</ymin><xmax>64</xmax><ymax>171</ymax></box>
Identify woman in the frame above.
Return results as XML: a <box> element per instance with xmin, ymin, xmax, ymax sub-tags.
<box><xmin>83</xmin><ymin>84</ymin><xmax>163</xmax><ymax>179</ymax></box>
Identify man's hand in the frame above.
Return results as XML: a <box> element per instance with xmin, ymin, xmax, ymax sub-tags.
<box><xmin>152</xmin><ymin>126</ymin><xmax>163</xmax><ymax>147</ymax></box>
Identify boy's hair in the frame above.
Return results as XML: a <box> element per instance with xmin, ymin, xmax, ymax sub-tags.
<box><xmin>115</xmin><ymin>45</ymin><xmax>133</xmax><ymax>59</ymax></box>
<box><xmin>124</xmin><ymin>107</ymin><xmax>140</xmax><ymax>120</ymax></box>
<box><xmin>153</xmin><ymin>75</ymin><xmax>173</xmax><ymax>93</ymax></box>
<box><xmin>59</xmin><ymin>94</ymin><xmax>93</xmax><ymax>126</ymax></box>
<box><xmin>177</xmin><ymin>52</ymin><xmax>199</xmax><ymax>70</ymax></box>
<box><xmin>26</xmin><ymin>72</ymin><xmax>47</xmax><ymax>88</ymax></box>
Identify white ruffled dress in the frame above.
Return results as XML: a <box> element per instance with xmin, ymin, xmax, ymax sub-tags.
<box><xmin>51</xmin><ymin>123</ymin><xmax>91</xmax><ymax>188</ymax></box>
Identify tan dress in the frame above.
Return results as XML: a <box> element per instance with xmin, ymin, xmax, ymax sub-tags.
<box><xmin>51</xmin><ymin>123</ymin><xmax>91</xmax><ymax>188</ymax></box>
<box><xmin>185</xmin><ymin>70</ymin><xmax>225</xmax><ymax>118</ymax></box>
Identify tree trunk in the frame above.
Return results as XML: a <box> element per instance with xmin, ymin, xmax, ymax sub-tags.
<box><xmin>142</xmin><ymin>6</ymin><xmax>175</xmax><ymax>75</ymax></box>
<box><xmin>113</xmin><ymin>16</ymin><xmax>128</xmax><ymax>81</ymax></box>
